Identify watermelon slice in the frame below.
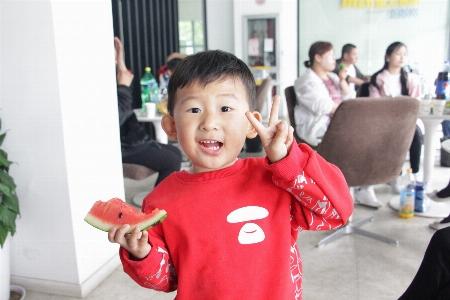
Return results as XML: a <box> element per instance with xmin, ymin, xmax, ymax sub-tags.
<box><xmin>84</xmin><ymin>198</ymin><xmax>167</xmax><ymax>233</ymax></box>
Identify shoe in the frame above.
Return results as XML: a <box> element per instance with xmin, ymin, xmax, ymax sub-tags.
<box><xmin>388</xmin><ymin>176</ymin><xmax>402</xmax><ymax>194</ymax></box>
<box><xmin>354</xmin><ymin>186</ymin><xmax>382</xmax><ymax>208</ymax></box>
<box><xmin>436</xmin><ymin>182</ymin><xmax>450</xmax><ymax>199</ymax></box>
<box><xmin>429</xmin><ymin>215</ymin><xmax>450</xmax><ymax>230</ymax></box>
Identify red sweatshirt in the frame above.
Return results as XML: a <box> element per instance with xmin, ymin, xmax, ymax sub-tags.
<box><xmin>120</xmin><ymin>143</ymin><xmax>353</xmax><ymax>299</ymax></box>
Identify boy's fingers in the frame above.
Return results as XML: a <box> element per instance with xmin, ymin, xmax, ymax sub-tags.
<box><xmin>127</xmin><ymin>227</ymin><xmax>142</xmax><ymax>248</ymax></box>
<box><xmin>138</xmin><ymin>230</ymin><xmax>149</xmax><ymax>246</ymax></box>
<box><xmin>273</xmin><ymin>121</ymin><xmax>288</xmax><ymax>144</ymax></box>
<box><xmin>268</xmin><ymin>95</ymin><xmax>280</xmax><ymax>127</ymax></box>
<box><xmin>245</xmin><ymin>112</ymin><xmax>265</xmax><ymax>134</ymax></box>
<box><xmin>285</xmin><ymin>126</ymin><xmax>294</xmax><ymax>151</ymax></box>
<box><xmin>108</xmin><ymin>227</ymin><xmax>118</xmax><ymax>243</ymax></box>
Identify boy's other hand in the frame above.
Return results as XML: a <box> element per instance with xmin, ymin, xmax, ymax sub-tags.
<box><xmin>108</xmin><ymin>225</ymin><xmax>151</xmax><ymax>260</ymax></box>
<box><xmin>246</xmin><ymin>95</ymin><xmax>294</xmax><ymax>163</ymax></box>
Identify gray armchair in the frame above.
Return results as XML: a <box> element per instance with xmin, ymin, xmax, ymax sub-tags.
<box><xmin>285</xmin><ymin>86</ymin><xmax>420</xmax><ymax>246</ymax></box>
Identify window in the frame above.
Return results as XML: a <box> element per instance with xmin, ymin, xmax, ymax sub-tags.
<box><xmin>179</xmin><ymin>20</ymin><xmax>205</xmax><ymax>55</ymax></box>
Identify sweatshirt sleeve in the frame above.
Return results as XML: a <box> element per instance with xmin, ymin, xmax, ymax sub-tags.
<box><xmin>267</xmin><ymin>143</ymin><xmax>353</xmax><ymax>231</ymax></box>
<box><xmin>119</xmin><ymin>222</ymin><xmax>178</xmax><ymax>292</ymax></box>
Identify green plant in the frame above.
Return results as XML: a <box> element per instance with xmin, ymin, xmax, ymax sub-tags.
<box><xmin>0</xmin><ymin>119</ymin><xmax>19</xmax><ymax>248</ymax></box>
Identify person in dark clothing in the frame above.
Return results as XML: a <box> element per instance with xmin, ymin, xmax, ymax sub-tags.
<box><xmin>115</xmin><ymin>37</ymin><xmax>182</xmax><ymax>186</ymax></box>
<box><xmin>332</xmin><ymin>44</ymin><xmax>367</xmax><ymax>92</ymax></box>
<box><xmin>399</xmin><ymin>227</ymin><xmax>450</xmax><ymax>300</ymax></box>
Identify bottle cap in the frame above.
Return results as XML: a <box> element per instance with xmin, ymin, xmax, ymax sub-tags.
<box><xmin>145</xmin><ymin>67</ymin><xmax>151</xmax><ymax>72</ymax></box>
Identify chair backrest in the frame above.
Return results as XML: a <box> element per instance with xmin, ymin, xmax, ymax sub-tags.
<box><xmin>254</xmin><ymin>76</ymin><xmax>272</xmax><ymax>112</ymax></box>
<box><xmin>316</xmin><ymin>96</ymin><xmax>419</xmax><ymax>187</ymax></box>
<box><xmin>285</xmin><ymin>86</ymin><xmax>315</xmax><ymax>147</ymax></box>
<box><xmin>284</xmin><ymin>85</ymin><xmax>419</xmax><ymax>187</ymax></box>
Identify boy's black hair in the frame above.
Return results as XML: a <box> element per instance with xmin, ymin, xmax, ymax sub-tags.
<box><xmin>167</xmin><ymin>50</ymin><xmax>256</xmax><ymax>115</ymax></box>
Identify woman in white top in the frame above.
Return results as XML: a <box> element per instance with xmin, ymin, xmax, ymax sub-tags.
<box><xmin>294</xmin><ymin>42</ymin><xmax>381</xmax><ymax>208</ymax></box>
<box><xmin>294</xmin><ymin>41</ymin><xmax>355</xmax><ymax>147</ymax></box>
<box><xmin>369</xmin><ymin>42</ymin><xmax>423</xmax><ymax>180</ymax></box>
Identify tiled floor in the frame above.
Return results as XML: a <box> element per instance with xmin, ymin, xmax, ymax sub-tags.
<box><xmin>24</xmin><ymin>148</ymin><xmax>450</xmax><ymax>300</ymax></box>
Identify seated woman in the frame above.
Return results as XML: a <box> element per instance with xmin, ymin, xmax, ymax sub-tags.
<box><xmin>114</xmin><ymin>37</ymin><xmax>182</xmax><ymax>186</ymax></box>
<box><xmin>294</xmin><ymin>41</ymin><xmax>381</xmax><ymax>208</ymax></box>
<box><xmin>369</xmin><ymin>41</ymin><xmax>423</xmax><ymax>190</ymax></box>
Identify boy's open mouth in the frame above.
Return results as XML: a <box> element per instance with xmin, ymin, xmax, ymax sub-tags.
<box><xmin>199</xmin><ymin>140</ymin><xmax>223</xmax><ymax>151</ymax></box>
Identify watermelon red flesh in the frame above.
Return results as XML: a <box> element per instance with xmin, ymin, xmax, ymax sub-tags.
<box><xmin>84</xmin><ymin>198</ymin><xmax>167</xmax><ymax>233</ymax></box>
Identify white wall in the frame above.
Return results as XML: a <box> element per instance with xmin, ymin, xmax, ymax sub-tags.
<box><xmin>0</xmin><ymin>0</ymin><xmax>124</xmax><ymax>297</ymax></box>
<box><xmin>179</xmin><ymin>0</ymin><xmax>204</xmax><ymax>21</ymax></box>
<box><xmin>206</xmin><ymin>0</ymin><xmax>235</xmax><ymax>52</ymax></box>
<box><xmin>299</xmin><ymin>0</ymin><xmax>449</xmax><ymax>92</ymax></box>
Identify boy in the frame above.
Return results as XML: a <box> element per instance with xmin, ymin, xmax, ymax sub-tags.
<box><xmin>109</xmin><ymin>50</ymin><xmax>353</xmax><ymax>299</ymax></box>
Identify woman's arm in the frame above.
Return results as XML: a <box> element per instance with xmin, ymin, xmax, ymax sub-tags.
<box><xmin>294</xmin><ymin>75</ymin><xmax>335</xmax><ymax>115</ymax></box>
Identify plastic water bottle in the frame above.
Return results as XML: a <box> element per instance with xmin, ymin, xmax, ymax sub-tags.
<box><xmin>398</xmin><ymin>168</ymin><xmax>415</xmax><ymax>219</ymax></box>
<box><xmin>140</xmin><ymin>67</ymin><xmax>158</xmax><ymax>111</ymax></box>
<box><xmin>435</xmin><ymin>61</ymin><xmax>450</xmax><ymax>100</ymax></box>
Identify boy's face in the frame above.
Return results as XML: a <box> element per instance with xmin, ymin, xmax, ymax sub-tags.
<box><xmin>162</xmin><ymin>77</ymin><xmax>259</xmax><ymax>174</ymax></box>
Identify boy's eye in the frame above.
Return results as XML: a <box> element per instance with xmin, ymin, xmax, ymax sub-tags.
<box><xmin>220</xmin><ymin>106</ymin><xmax>232</xmax><ymax>112</ymax></box>
<box><xmin>189</xmin><ymin>108</ymin><xmax>201</xmax><ymax>113</ymax></box>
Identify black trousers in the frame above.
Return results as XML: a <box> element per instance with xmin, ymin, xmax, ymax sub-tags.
<box><xmin>398</xmin><ymin>227</ymin><xmax>450</xmax><ymax>300</ymax></box>
<box><xmin>122</xmin><ymin>142</ymin><xmax>182</xmax><ymax>186</ymax></box>
<box><xmin>409</xmin><ymin>125</ymin><xmax>423</xmax><ymax>174</ymax></box>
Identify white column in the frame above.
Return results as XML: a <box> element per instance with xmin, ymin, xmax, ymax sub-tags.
<box><xmin>0</xmin><ymin>0</ymin><xmax>124</xmax><ymax>297</ymax></box>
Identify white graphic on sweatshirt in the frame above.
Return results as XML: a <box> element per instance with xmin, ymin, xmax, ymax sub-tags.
<box><xmin>290</xmin><ymin>244</ymin><xmax>302</xmax><ymax>300</ymax></box>
<box><xmin>227</xmin><ymin>206</ymin><xmax>268</xmax><ymax>244</ymax></box>
<box><xmin>141</xmin><ymin>247</ymin><xmax>171</xmax><ymax>289</ymax></box>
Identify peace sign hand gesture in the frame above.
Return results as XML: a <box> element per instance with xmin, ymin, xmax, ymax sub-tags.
<box><xmin>246</xmin><ymin>95</ymin><xmax>294</xmax><ymax>164</ymax></box>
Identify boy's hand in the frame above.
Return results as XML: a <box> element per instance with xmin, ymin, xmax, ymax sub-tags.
<box><xmin>246</xmin><ymin>95</ymin><xmax>294</xmax><ymax>163</ymax></box>
<box><xmin>108</xmin><ymin>225</ymin><xmax>151</xmax><ymax>260</ymax></box>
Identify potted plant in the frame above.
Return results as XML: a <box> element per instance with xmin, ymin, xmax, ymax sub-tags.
<box><xmin>0</xmin><ymin>117</ymin><xmax>22</xmax><ymax>300</ymax></box>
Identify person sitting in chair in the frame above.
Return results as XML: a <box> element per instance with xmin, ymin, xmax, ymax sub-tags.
<box><xmin>333</xmin><ymin>43</ymin><xmax>367</xmax><ymax>92</ymax></box>
<box><xmin>114</xmin><ymin>37</ymin><xmax>182</xmax><ymax>186</ymax></box>
<box><xmin>293</xmin><ymin>41</ymin><xmax>381</xmax><ymax>208</ymax></box>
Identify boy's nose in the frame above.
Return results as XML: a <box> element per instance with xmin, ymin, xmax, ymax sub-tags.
<box><xmin>200</xmin><ymin>112</ymin><xmax>219</xmax><ymax>131</ymax></box>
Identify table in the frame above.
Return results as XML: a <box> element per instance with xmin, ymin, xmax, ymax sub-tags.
<box><xmin>386</xmin><ymin>111</ymin><xmax>450</xmax><ymax>219</ymax></box>
<box><xmin>418</xmin><ymin>113</ymin><xmax>450</xmax><ymax>188</ymax></box>
<box><xmin>134</xmin><ymin>109</ymin><xmax>168</xmax><ymax>144</ymax></box>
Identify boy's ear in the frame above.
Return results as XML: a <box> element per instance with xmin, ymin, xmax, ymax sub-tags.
<box><xmin>246</xmin><ymin>111</ymin><xmax>262</xmax><ymax>139</ymax></box>
<box><xmin>162</xmin><ymin>114</ymin><xmax>178</xmax><ymax>141</ymax></box>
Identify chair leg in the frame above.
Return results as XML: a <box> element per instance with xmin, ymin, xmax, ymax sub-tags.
<box><xmin>317</xmin><ymin>215</ymin><xmax>399</xmax><ymax>247</ymax></box>
<box><xmin>317</xmin><ymin>188</ymin><xmax>398</xmax><ymax>247</ymax></box>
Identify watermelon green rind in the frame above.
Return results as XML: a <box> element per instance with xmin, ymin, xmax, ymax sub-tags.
<box><xmin>84</xmin><ymin>198</ymin><xmax>167</xmax><ymax>233</ymax></box>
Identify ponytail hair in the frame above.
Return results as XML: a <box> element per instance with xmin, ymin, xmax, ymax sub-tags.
<box><xmin>370</xmin><ymin>41</ymin><xmax>409</xmax><ymax>95</ymax></box>
<box><xmin>305</xmin><ymin>41</ymin><xmax>333</xmax><ymax>69</ymax></box>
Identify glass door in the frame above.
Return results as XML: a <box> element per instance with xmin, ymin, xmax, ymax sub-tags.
<box><xmin>243</xmin><ymin>15</ymin><xmax>280</xmax><ymax>120</ymax></box>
